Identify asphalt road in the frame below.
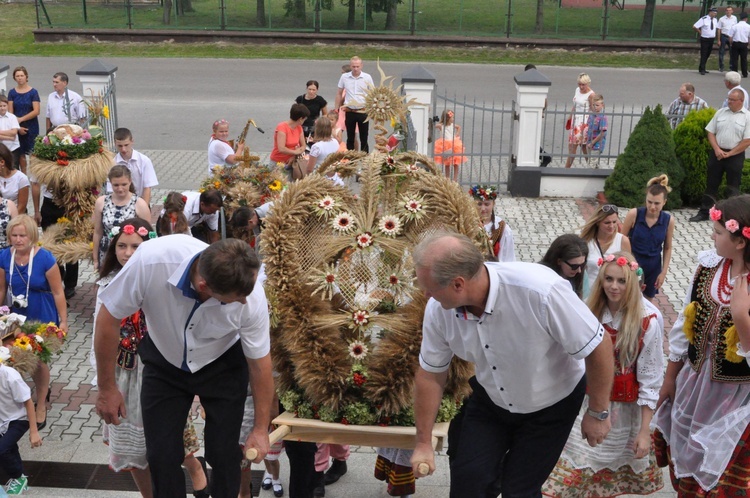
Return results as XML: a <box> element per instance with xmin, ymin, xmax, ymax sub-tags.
<box><xmin>1</xmin><ymin>55</ymin><xmax>728</xmax><ymax>151</ymax></box>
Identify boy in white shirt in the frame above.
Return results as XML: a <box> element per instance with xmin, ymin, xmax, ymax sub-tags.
<box><xmin>109</xmin><ymin>128</ymin><xmax>158</xmax><ymax>205</ymax></box>
<box><xmin>0</xmin><ymin>96</ymin><xmax>21</xmax><ymax>169</ymax></box>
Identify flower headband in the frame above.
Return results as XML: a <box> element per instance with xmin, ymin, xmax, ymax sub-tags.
<box><xmin>596</xmin><ymin>254</ymin><xmax>644</xmax><ymax>276</ymax></box>
<box><xmin>709</xmin><ymin>205</ymin><xmax>750</xmax><ymax>239</ymax></box>
<box><xmin>109</xmin><ymin>225</ymin><xmax>157</xmax><ymax>239</ymax></box>
<box><xmin>213</xmin><ymin>119</ymin><xmax>228</xmax><ymax>128</ymax></box>
<box><xmin>469</xmin><ymin>185</ymin><xmax>498</xmax><ymax>201</ymax></box>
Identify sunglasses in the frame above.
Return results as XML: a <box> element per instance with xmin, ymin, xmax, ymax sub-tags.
<box><xmin>563</xmin><ymin>261</ymin><xmax>585</xmax><ymax>271</ymax></box>
<box><xmin>601</xmin><ymin>204</ymin><xmax>618</xmax><ymax>214</ymax></box>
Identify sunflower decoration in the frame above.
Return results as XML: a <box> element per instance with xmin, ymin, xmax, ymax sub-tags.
<box><xmin>263</xmin><ymin>144</ymin><xmax>490</xmax><ymax>426</ymax></box>
<box><xmin>360</xmin><ymin>60</ymin><xmax>418</xmax><ymax>153</ymax></box>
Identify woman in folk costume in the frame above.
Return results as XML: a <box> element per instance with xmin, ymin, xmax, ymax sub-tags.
<box><xmin>469</xmin><ymin>184</ymin><xmax>515</xmax><ymax>262</ymax></box>
<box><xmin>543</xmin><ymin>251</ymin><xmax>664</xmax><ymax>497</ymax></box>
<box><xmin>653</xmin><ymin>194</ymin><xmax>750</xmax><ymax>497</ymax></box>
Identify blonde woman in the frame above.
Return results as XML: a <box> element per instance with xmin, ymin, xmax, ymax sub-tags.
<box><xmin>543</xmin><ymin>251</ymin><xmax>664</xmax><ymax>497</ymax></box>
<box><xmin>566</xmin><ymin>73</ymin><xmax>595</xmax><ymax>168</ymax></box>
<box><xmin>581</xmin><ymin>204</ymin><xmax>631</xmax><ymax>294</ymax></box>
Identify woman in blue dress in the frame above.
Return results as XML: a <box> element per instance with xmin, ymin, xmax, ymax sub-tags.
<box><xmin>621</xmin><ymin>174</ymin><xmax>676</xmax><ymax>303</ymax></box>
<box><xmin>7</xmin><ymin>66</ymin><xmax>40</xmax><ymax>174</ymax></box>
<box><xmin>0</xmin><ymin>214</ymin><xmax>67</xmax><ymax>429</ymax></box>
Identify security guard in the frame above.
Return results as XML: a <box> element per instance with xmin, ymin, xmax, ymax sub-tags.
<box><xmin>694</xmin><ymin>7</ymin><xmax>719</xmax><ymax>75</ymax></box>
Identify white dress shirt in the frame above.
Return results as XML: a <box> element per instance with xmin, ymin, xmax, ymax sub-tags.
<box><xmin>99</xmin><ymin>235</ymin><xmax>270</xmax><ymax>372</ymax></box>
<box><xmin>0</xmin><ymin>112</ymin><xmax>20</xmax><ymax>151</ymax></box>
<box><xmin>730</xmin><ymin>20</ymin><xmax>750</xmax><ymax>43</ymax></box>
<box><xmin>419</xmin><ymin>262</ymin><xmax>605</xmax><ymax>414</ymax></box>
<box><xmin>46</xmin><ymin>89</ymin><xmax>86</xmax><ymax>127</ymax></box>
<box><xmin>182</xmin><ymin>191</ymin><xmax>219</xmax><ymax>231</ymax></box>
<box><xmin>337</xmin><ymin>71</ymin><xmax>375</xmax><ymax>110</ymax></box>
<box><xmin>718</xmin><ymin>14</ymin><xmax>737</xmax><ymax>35</ymax></box>
<box><xmin>0</xmin><ymin>364</ymin><xmax>31</xmax><ymax>436</ymax></box>
<box><xmin>705</xmin><ymin>106</ymin><xmax>750</xmax><ymax>149</ymax></box>
<box><xmin>108</xmin><ymin>150</ymin><xmax>159</xmax><ymax>198</ymax></box>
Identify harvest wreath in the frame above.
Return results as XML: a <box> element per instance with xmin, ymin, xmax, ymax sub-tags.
<box><xmin>262</xmin><ymin>153</ymin><xmax>493</xmax><ymax>427</ymax></box>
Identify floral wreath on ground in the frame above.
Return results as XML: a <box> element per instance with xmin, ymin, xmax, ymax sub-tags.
<box><xmin>263</xmin><ymin>156</ymin><xmax>492</xmax><ymax>427</ymax></box>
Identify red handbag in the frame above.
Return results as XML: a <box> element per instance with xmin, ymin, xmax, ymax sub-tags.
<box><xmin>565</xmin><ymin>117</ymin><xmax>572</xmax><ymax>130</ymax></box>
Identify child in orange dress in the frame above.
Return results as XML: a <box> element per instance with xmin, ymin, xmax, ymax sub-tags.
<box><xmin>434</xmin><ymin>110</ymin><xmax>466</xmax><ymax>182</ymax></box>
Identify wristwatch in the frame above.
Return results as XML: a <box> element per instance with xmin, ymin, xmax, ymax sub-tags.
<box><xmin>586</xmin><ymin>408</ymin><xmax>610</xmax><ymax>421</ymax></box>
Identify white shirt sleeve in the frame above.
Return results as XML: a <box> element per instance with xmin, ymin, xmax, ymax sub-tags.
<box><xmin>140</xmin><ymin>155</ymin><xmax>159</xmax><ymax>188</ymax></box>
<box><xmin>239</xmin><ymin>284</ymin><xmax>271</xmax><ymax>359</ymax></box>
<box><xmin>636</xmin><ymin>314</ymin><xmax>665</xmax><ymax>410</ymax></box>
<box><xmin>668</xmin><ymin>275</ymin><xmax>694</xmax><ymax>362</ymax></box>
<box><xmin>98</xmin><ymin>250</ymin><xmax>148</xmax><ymax>320</ymax></box>
<box><xmin>418</xmin><ymin>302</ymin><xmax>454</xmax><ymax>373</ymax></box>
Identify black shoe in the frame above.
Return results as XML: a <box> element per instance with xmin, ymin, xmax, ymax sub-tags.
<box><xmin>690</xmin><ymin>211</ymin><xmax>710</xmax><ymax>222</ymax></box>
<box><xmin>313</xmin><ymin>470</ymin><xmax>325</xmax><ymax>497</ymax></box>
<box><xmin>699</xmin><ymin>70</ymin><xmax>708</xmax><ymax>75</ymax></box>
<box><xmin>64</xmin><ymin>287</ymin><xmax>76</xmax><ymax>300</ymax></box>
<box><xmin>324</xmin><ymin>459</ymin><xmax>347</xmax><ymax>485</ymax></box>
<box><xmin>261</xmin><ymin>472</ymin><xmax>273</xmax><ymax>490</ymax></box>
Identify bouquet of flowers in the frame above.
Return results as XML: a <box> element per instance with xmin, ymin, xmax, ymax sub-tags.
<box><xmin>12</xmin><ymin>321</ymin><xmax>67</xmax><ymax>364</ymax></box>
<box><xmin>33</xmin><ymin>124</ymin><xmax>104</xmax><ymax>164</ymax></box>
<box><xmin>84</xmin><ymin>89</ymin><xmax>110</xmax><ymax>128</ymax></box>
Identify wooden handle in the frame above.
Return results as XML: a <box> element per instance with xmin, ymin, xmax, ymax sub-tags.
<box><xmin>245</xmin><ymin>425</ymin><xmax>291</xmax><ymax>461</ymax></box>
<box><xmin>416</xmin><ymin>463</ymin><xmax>430</xmax><ymax>477</ymax></box>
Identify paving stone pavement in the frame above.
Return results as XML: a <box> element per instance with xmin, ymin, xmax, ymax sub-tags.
<box><xmin>16</xmin><ymin>150</ymin><xmax>715</xmax><ymax>496</ymax></box>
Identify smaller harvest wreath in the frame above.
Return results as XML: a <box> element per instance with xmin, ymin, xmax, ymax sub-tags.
<box><xmin>31</xmin><ymin>125</ymin><xmax>112</xmax><ymax>263</ymax></box>
<box><xmin>0</xmin><ymin>308</ymin><xmax>67</xmax><ymax>377</ymax></box>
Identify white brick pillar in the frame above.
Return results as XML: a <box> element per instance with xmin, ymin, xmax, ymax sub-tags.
<box><xmin>401</xmin><ymin>66</ymin><xmax>436</xmax><ymax>156</ymax></box>
<box><xmin>0</xmin><ymin>64</ymin><xmax>9</xmax><ymax>96</ymax></box>
<box><xmin>76</xmin><ymin>59</ymin><xmax>117</xmax><ymax>101</ymax></box>
<box><xmin>514</xmin><ymin>69</ymin><xmax>551</xmax><ymax>167</ymax></box>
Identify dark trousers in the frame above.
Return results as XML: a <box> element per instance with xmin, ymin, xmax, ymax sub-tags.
<box><xmin>700</xmin><ymin>148</ymin><xmax>745</xmax><ymax>213</ymax></box>
<box><xmin>40</xmin><ymin>199</ymin><xmax>78</xmax><ymax>290</ymax></box>
<box><xmin>345</xmin><ymin>111</ymin><xmax>369</xmax><ymax>153</ymax></box>
<box><xmin>720</xmin><ymin>34</ymin><xmax>731</xmax><ymax>70</ymax></box>
<box><xmin>731</xmin><ymin>42</ymin><xmax>749</xmax><ymax>76</ymax></box>
<box><xmin>139</xmin><ymin>335</ymin><xmax>248</xmax><ymax>498</ymax></box>
<box><xmin>0</xmin><ymin>420</ymin><xmax>29</xmax><ymax>479</ymax></box>
<box><xmin>449</xmin><ymin>375</ymin><xmax>586</xmax><ymax>498</ymax></box>
<box><xmin>699</xmin><ymin>36</ymin><xmax>715</xmax><ymax>72</ymax></box>
<box><xmin>285</xmin><ymin>440</ymin><xmax>317</xmax><ymax>498</ymax></box>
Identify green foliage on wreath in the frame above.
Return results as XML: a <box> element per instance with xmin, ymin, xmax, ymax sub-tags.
<box><xmin>604</xmin><ymin>105</ymin><xmax>684</xmax><ymax>209</ymax></box>
<box><xmin>342</xmin><ymin>402</ymin><xmax>378</xmax><ymax>426</ymax></box>
<box><xmin>673</xmin><ymin>107</ymin><xmax>717</xmax><ymax>206</ymax></box>
<box><xmin>32</xmin><ymin>136</ymin><xmax>103</xmax><ymax>161</ymax></box>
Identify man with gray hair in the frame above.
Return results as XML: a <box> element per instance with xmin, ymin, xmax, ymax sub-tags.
<box><xmin>723</xmin><ymin>71</ymin><xmax>750</xmax><ymax>109</ymax></box>
<box><xmin>410</xmin><ymin>231</ymin><xmax>614</xmax><ymax>497</ymax></box>
<box><xmin>691</xmin><ymin>88</ymin><xmax>750</xmax><ymax>221</ymax></box>
<box><xmin>665</xmin><ymin>83</ymin><xmax>708</xmax><ymax>128</ymax></box>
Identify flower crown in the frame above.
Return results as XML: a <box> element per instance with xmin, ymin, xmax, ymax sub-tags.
<box><xmin>109</xmin><ymin>225</ymin><xmax>157</xmax><ymax>239</ymax></box>
<box><xmin>709</xmin><ymin>205</ymin><xmax>750</xmax><ymax>239</ymax></box>
<box><xmin>469</xmin><ymin>185</ymin><xmax>498</xmax><ymax>201</ymax></box>
<box><xmin>213</xmin><ymin>119</ymin><xmax>228</xmax><ymax>128</ymax></box>
<box><xmin>596</xmin><ymin>254</ymin><xmax>644</xmax><ymax>276</ymax></box>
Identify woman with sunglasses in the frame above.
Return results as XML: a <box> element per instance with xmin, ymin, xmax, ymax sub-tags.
<box><xmin>540</xmin><ymin>234</ymin><xmax>589</xmax><ymax>298</ymax></box>
<box><xmin>621</xmin><ymin>175</ymin><xmax>676</xmax><ymax>303</ymax></box>
<box><xmin>581</xmin><ymin>204</ymin><xmax>631</xmax><ymax>296</ymax></box>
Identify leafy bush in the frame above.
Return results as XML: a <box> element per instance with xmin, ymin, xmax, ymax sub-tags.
<box><xmin>604</xmin><ymin>105</ymin><xmax>684</xmax><ymax>209</ymax></box>
<box><xmin>673</xmin><ymin>107</ymin><xmax>716</xmax><ymax>206</ymax></box>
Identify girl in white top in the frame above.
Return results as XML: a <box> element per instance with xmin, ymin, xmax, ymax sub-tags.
<box><xmin>0</xmin><ymin>144</ymin><xmax>28</xmax><ymax>213</ymax></box>
<box><xmin>207</xmin><ymin>119</ymin><xmax>244</xmax><ymax>174</ymax></box>
<box><xmin>580</xmin><ymin>204</ymin><xmax>631</xmax><ymax>296</ymax></box>
<box><xmin>307</xmin><ymin>117</ymin><xmax>345</xmax><ymax>186</ymax></box>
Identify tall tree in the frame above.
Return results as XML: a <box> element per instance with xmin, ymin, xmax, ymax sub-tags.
<box><xmin>639</xmin><ymin>0</ymin><xmax>656</xmax><ymax>37</ymax></box>
<box><xmin>284</xmin><ymin>0</ymin><xmax>306</xmax><ymax>26</ymax></box>
<box><xmin>535</xmin><ymin>0</ymin><xmax>544</xmax><ymax>33</ymax></box>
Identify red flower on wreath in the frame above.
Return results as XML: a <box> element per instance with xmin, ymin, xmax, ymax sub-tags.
<box><xmin>57</xmin><ymin>150</ymin><xmax>68</xmax><ymax>158</ymax></box>
<box><xmin>56</xmin><ymin>159</ymin><xmax>69</xmax><ymax>166</ymax></box>
<box><xmin>122</xmin><ymin>225</ymin><xmax>136</xmax><ymax>235</ymax></box>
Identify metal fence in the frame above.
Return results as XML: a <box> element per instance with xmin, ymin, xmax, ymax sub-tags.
<box><xmin>33</xmin><ymin>0</ymin><xmax>704</xmax><ymax>41</ymax></box>
<box><xmin>432</xmin><ymin>93</ymin><xmax>655</xmax><ymax>189</ymax></box>
<box><xmin>433</xmin><ymin>93</ymin><xmax>515</xmax><ymax>188</ymax></box>
<box><xmin>83</xmin><ymin>74</ymin><xmax>119</xmax><ymax>150</ymax></box>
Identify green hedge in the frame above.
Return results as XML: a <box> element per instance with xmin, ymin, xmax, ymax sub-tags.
<box><xmin>673</xmin><ymin>107</ymin><xmax>716</xmax><ymax>206</ymax></box>
<box><xmin>604</xmin><ymin>105</ymin><xmax>683</xmax><ymax>210</ymax></box>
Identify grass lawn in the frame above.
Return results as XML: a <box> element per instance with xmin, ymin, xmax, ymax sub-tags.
<box><xmin>1</xmin><ymin>1</ymin><xmax>705</xmax><ymax>68</ymax></box>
